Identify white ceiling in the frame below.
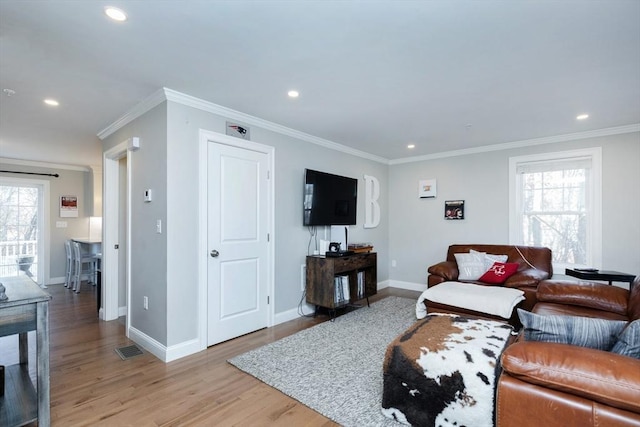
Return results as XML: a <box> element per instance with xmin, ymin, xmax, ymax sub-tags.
<box><xmin>1</xmin><ymin>1</ymin><xmax>639</xmax><ymax>167</ymax></box>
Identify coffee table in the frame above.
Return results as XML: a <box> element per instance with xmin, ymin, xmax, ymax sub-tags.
<box><xmin>565</xmin><ymin>268</ymin><xmax>635</xmax><ymax>286</ymax></box>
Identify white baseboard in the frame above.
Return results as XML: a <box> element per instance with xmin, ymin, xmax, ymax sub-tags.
<box><xmin>127</xmin><ymin>325</ymin><xmax>203</xmax><ymax>363</ymax></box>
<box><xmin>377</xmin><ymin>279</ymin><xmax>390</xmax><ymax>289</ymax></box>
<box><xmin>385</xmin><ymin>279</ymin><xmax>428</xmax><ymax>292</ymax></box>
<box><xmin>115</xmin><ymin>280</ymin><xmax>426</xmax><ymax>364</ymax></box>
<box><xmin>274</xmin><ymin>302</ymin><xmax>316</xmax><ymax>325</ymax></box>
<box><xmin>273</xmin><ymin>280</ymin><xmax>424</xmax><ymax>326</ymax></box>
<box><xmin>165</xmin><ymin>338</ymin><xmax>203</xmax><ymax>362</ymax></box>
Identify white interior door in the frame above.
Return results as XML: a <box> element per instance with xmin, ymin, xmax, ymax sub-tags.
<box><xmin>207</xmin><ymin>141</ymin><xmax>270</xmax><ymax>346</ymax></box>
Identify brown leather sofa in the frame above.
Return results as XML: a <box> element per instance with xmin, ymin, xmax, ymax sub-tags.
<box><xmin>497</xmin><ymin>277</ymin><xmax>640</xmax><ymax>427</ymax></box>
<box><xmin>427</xmin><ymin>244</ymin><xmax>553</xmax><ymax>313</ymax></box>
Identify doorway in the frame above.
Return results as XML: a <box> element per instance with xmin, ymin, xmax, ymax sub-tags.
<box><xmin>103</xmin><ymin>139</ymin><xmax>132</xmax><ymax>330</ymax></box>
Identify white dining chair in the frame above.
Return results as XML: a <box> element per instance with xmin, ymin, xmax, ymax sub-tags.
<box><xmin>64</xmin><ymin>240</ymin><xmax>74</xmax><ymax>288</ymax></box>
<box><xmin>71</xmin><ymin>241</ymin><xmax>98</xmax><ymax>293</ymax></box>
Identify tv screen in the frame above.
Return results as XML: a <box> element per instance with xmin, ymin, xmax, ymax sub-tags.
<box><xmin>303</xmin><ymin>169</ymin><xmax>357</xmax><ymax>226</ymax></box>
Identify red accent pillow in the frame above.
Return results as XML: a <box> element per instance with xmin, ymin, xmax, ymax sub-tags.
<box><xmin>479</xmin><ymin>262</ymin><xmax>519</xmax><ymax>284</ymax></box>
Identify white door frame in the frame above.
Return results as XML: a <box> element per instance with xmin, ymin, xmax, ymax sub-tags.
<box><xmin>198</xmin><ymin>129</ymin><xmax>275</xmax><ymax>350</ymax></box>
<box><xmin>102</xmin><ymin>139</ymin><xmax>135</xmax><ymax>327</ymax></box>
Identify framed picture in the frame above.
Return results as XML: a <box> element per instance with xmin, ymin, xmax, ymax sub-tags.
<box><xmin>418</xmin><ymin>179</ymin><xmax>437</xmax><ymax>198</ymax></box>
<box><xmin>445</xmin><ymin>200</ymin><xmax>464</xmax><ymax>220</ymax></box>
<box><xmin>60</xmin><ymin>195</ymin><xmax>78</xmax><ymax>218</ymax></box>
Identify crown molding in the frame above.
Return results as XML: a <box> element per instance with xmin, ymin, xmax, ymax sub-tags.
<box><xmin>0</xmin><ymin>157</ymin><xmax>91</xmax><ymax>172</ymax></box>
<box><xmin>162</xmin><ymin>88</ymin><xmax>389</xmax><ymax>164</ymax></box>
<box><xmin>98</xmin><ymin>87</ymin><xmax>388</xmax><ymax>164</ymax></box>
<box><xmin>96</xmin><ymin>88</ymin><xmax>167</xmax><ymax>140</ymax></box>
<box><xmin>97</xmin><ymin>87</ymin><xmax>639</xmax><ymax>167</ymax></box>
<box><xmin>389</xmin><ymin>124</ymin><xmax>640</xmax><ymax>165</ymax></box>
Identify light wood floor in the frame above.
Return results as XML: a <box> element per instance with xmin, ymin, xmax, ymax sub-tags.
<box><xmin>0</xmin><ymin>283</ymin><xmax>420</xmax><ymax>426</ymax></box>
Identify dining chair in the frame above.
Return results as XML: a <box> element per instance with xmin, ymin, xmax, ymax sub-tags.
<box><xmin>71</xmin><ymin>241</ymin><xmax>98</xmax><ymax>293</ymax></box>
<box><xmin>64</xmin><ymin>240</ymin><xmax>74</xmax><ymax>288</ymax></box>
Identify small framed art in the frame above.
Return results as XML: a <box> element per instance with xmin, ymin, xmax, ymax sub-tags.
<box><xmin>60</xmin><ymin>195</ymin><xmax>78</xmax><ymax>218</ymax></box>
<box><xmin>445</xmin><ymin>200</ymin><xmax>464</xmax><ymax>220</ymax></box>
<box><xmin>418</xmin><ymin>179</ymin><xmax>437</xmax><ymax>198</ymax></box>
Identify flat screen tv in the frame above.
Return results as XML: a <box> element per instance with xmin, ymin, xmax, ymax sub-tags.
<box><xmin>303</xmin><ymin>169</ymin><xmax>357</xmax><ymax>226</ymax></box>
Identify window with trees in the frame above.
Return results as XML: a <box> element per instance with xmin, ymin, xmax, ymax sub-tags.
<box><xmin>509</xmin><ymin>148</ymin><xmax>602</xmax><ymax>270</ymax></box>
<box><xmin>0</xmin><ymin>181</ymin><xmax>41</xmax><ymax>280</ymax></box>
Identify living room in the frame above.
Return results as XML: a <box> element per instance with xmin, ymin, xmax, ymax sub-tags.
<box><xmin>1</xmin><ymin>1</ymin><xmax>639</xmax><ymax>425</ymax></box>
<box><xmin>2</xmin><ymin>0</ymin><xmax>639</xmax><ymax>359</ymax></box>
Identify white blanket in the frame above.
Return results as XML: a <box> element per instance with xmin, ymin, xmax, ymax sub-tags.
<box><xmin>416</xmin><ymin>281</ymin><xmax>525</xmax><ymax>320</ymax></box>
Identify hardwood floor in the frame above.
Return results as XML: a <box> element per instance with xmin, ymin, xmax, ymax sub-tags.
<box><xmin>0</xmin><ymin>283</ymin><xmax>421</xmax><ymax>426</ymax></box>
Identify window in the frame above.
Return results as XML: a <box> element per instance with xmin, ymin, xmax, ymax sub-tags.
<box><xmin>509</xmin><ymin>148</ymin><xmax>602</xmax><ymax>270</ymax></box>
<box><xmin>0</xmin><ymin>177</ymin><xmax>49</xmax><ymax>284</ymax></box>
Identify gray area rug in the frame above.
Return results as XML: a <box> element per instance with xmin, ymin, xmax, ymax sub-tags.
<box><xmin>228</xmin><ymin>296</ymin><xmax>418</xmax><ymax>426</ymax></box>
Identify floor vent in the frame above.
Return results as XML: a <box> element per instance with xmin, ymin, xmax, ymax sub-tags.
<box><xmin>115</xmin><ymin>344</ymin><xmax>144</xmax><ymax>360</ymax></box>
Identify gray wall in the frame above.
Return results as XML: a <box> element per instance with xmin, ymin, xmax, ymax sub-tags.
<box><xmin>101</xmin><ymin>100</ymin><xmax>388</xmax><ymax>348</ymax></box>
<box><xmin>0</xmin><ymin>160</ymin><xmax>93</xmax><ymax>282</ymax></box>
<box><xmin>99</xmin><ymin>92</ymin><xmax>640</xmax><ymax>355</ymax></box>
<box><xmin>164</xmin><ymin>101</ymin><xmax>389</xmax><ymax>346</ymax></box>
<box><xmin>102</xmin><ymin>102</ymin><xmax>169</xmax><ymax>345</ymax></box>
<box><xmin>388</xmin><ymin>132</ymin><xmax>640</xmax><ymax>286</ymax></box>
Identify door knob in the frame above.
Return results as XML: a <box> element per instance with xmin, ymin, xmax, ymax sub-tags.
<box><xmin>210</xmin><ymin>250</ymin><xmax>220</xmax><ymax>257</ymax></box>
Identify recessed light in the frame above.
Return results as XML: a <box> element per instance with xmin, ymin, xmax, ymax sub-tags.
<box><xmin>44</xmin><ymin>99</ymin><xmax>59</xmax><ymax>106</ymax></box>
<box><xmin>288</xmin><ymin>90</ymin><xmax>299</xmax><ymax>98</ymax></box>
<box><xmin>105</xmin><ymin>7</ymin><xmax>127</xmax><ymax>22</ymax></box>
<box><xmin>576</xmin><ymin>114</ymin><xmax>589</xmax><ymax>120</ymax></box>
<box><xmin>407</xmin><ymin>144</ymin><xmax>415</xmax><ymax>149</ymax></box>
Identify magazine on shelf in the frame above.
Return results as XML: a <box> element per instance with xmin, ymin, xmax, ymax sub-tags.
<box><xmin>334</xmin><ymin>275</ymin><xmax>350</xmax><ymax>305</ymax></box>
<box><xmin>357</xmin><ymin>271</ymin><xmax>365</xmax><ymax>299</ymax></box>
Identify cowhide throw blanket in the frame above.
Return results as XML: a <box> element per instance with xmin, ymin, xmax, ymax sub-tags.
<box><xmin>382</xmin><ymin>314</ymin><xmax>513</xmax><ymax>427</ymax></box>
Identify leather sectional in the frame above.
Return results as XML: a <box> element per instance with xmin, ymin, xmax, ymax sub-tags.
<box><xmin>497</xmin><ymin>277</ymin><xmax>640</xmax><ymax>426</ymax></box>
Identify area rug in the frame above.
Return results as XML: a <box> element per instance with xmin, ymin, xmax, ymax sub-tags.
<box><xmin>228</xmin><ymin>296</ymin><xmax>418</xmax><ymax>426</ymax></box>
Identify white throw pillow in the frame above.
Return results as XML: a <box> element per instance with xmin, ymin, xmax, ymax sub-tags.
<box><xmin>454</xmin><ymin>252</ymin><xmax>487</xmax><ymax>280</ymax></box>
<box><xmin>470</xmin><ymin>249</ymin><xmax>509</xmax><ymax>271</ymax></box>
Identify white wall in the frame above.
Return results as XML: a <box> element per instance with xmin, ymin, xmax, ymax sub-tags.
<box><xmin>388</xmin><ymin>132</ymin><xmax>640</xmax><ymax>287</ymax></box>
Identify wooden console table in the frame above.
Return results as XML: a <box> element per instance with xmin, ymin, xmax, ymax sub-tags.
<box><xmin>0</xmin><ymin>276</ymin><xmax>51</xmax><ymax>427</ymax></box>
<box><xmin>306</xmin><ymin>252</ymin><xmax>377</xmax><ymax>311</ymax></box>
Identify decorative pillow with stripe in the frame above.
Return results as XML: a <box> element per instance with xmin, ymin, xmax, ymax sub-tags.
<box><xmin>611</xmin><ymin>319</ymin><xmax>640</xmax><ymax>359</ymax></box>
<box><xmin>517</xmin><ymin>309</ymin><xmax>627</xmax><ymax>351</ymax></box>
